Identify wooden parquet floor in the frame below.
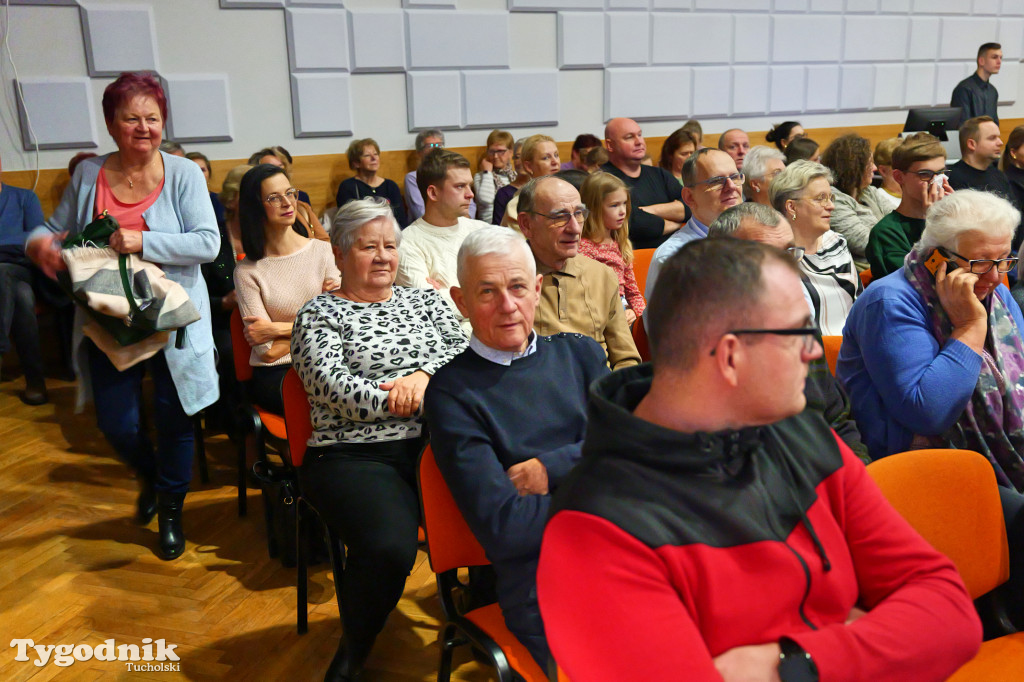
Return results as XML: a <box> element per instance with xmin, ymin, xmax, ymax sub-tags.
<box><xmin>0</xmin><ymin>373</ymin><xmax>495</xmax><ymax>681</ymax></box>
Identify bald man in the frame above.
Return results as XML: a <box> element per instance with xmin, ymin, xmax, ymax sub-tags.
<box><xmin>600</xmin><ymin>117</ymin><xmax>689</xmax><ymax>249</ymax></box>
<box><xmin>718</xmin><ymin>128</ymin><xmax>751</xmax><ymax>171</ymax></box>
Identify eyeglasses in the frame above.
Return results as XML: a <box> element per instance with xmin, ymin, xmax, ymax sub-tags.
<box><xmin>264</xmin><ymin>188</ymin><xmax>298</xmax><ymax>207</ymax></box>
<box><xmin>787</xmin><ymin>246</ymin><xmax>806</xmax><ymax>263</ymax></box>
<box><xmin>696</xmin><ymin>172</ymin><xmax>745</xmax><ymax>192</ymax></box>
<box><xmin>908</xmin><ymin>169</ymin><xmax>944</xmax><ymax>182</ymax></box>
<box><xmin>526</xmin><ymin>207</ymin><xmax>589</xmax><ymax>229</ymax></box>
<box><xmin>799</xmin><ymin>192</ymin><xmax>834</xmax><ymax>208</ymax></box>
<box><xmin>710</xmin><ymin>326</ymin><xmax>821</xmax><ymax>356</ymax></box>
<box><xmin>942</xmin><ymin>247</ymin><xmax>1018</xmax><ymax>274</ymax></box>
<box><xmin>424</xmin><ymin>142</ymin><xmax>442</xmax><ymax>149</ymax></box>
<box><xmin>763</xmin><ymin>168</ymin><xmax>784</xmax><ymax>182</ymax></box>
<box><xmin>486</xmin><ymin>147</ymin><xmax>509</xmax><ymax>156</ymax></box>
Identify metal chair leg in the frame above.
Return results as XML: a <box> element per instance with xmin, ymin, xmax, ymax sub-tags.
<box><xmin>297</xmin><ymin>500</ymin><xmax>308</xmax><ymax>635</ymax></box>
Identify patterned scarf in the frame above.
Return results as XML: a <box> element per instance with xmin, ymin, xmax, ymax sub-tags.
<box><xmin>904</xmin><ymin>245</ymin><xmax>1024</xmax><ymax>490</ymax></box>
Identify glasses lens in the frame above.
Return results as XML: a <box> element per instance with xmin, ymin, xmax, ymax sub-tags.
<box><xmin>999</xmin><ymin>259</ymin><xmax>1018</xmax><ymax>273</ymax></box>
<box><xmin>916</xmin><ymin>170</ymin><xmax>937</xmax><ymax>181</ymax></box>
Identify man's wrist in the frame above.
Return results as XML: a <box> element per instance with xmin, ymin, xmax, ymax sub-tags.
<box><xmin>777</xmin><ymin>637</ymin><xmax>818</xmax><ymax>682</ymax></box>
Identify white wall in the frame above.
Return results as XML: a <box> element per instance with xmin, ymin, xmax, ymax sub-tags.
<box><xmin>2</xmin><ymin>0</ymin><xmax>1023</xmax><ymax>172</ymax></box>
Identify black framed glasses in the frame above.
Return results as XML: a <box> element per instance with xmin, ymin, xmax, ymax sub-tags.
<box><xmin>264</xmin><ymin>188</ymin><xmax>298</xmax><ymax>207</ymax></box>
<box><xmin>908</xmin><ymin>169</ymin><xmax>944</xmax><ymax>182</ymax></box>
<box><xmin>486</xmin><ymin>147</ymin><xmax>510</xmax><ymax>156</ymax></box>
<box><xmin>942</xmin><ymin>247</ymin><xmax>1017</xmax><ymax>274</ymax></box>
<box><xmin>526</xmin><ymin>207</ymin><xmax>589</xmax><ymax>229</ymax></box>
<box><xmin>696</xmin><ymin>172</ymin><xmax>745</xmax><ymax>192</ymax></box>
<box><xmin>710</xmin><ymin>326</ymin><xmax>821</xmax><ymax>355</ymax></box>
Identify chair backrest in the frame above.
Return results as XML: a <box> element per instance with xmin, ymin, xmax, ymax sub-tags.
<box><xmin>859</xmin><ymin>268</ymin><xmax>873</xmax><ymax>289</ymax></box>
<box><xmin>631</xmin><ymin>318</ymin><xmax>651</xmax><ymax>363</ymax></box>
<box><xmin>866</xmin><ymin>449</ymin><xmax>1009</xmax><ymax>599</ymax></box>
<box><xmin>631</xmin><ymin>248</ymin><xmax>656</xmax><ymax>294</ymax></box>
<box><xmin>821</xmin><ymin>335</ymin><xmax>842</xmax><ymax>375</ymax></box>
<box><xmin>229</xmin><ymin>308</ymin><xmax>253</xmax><ymax>383</ymax></box>
<box><xmin>418</xmin><ymin>444</ymin><xmax>490</xmax><ymax>575</ymax></box>
<box><xmin>281</xmin><ymin>368</ymin><xmax>313</xmax><ymax>467</ymax></box>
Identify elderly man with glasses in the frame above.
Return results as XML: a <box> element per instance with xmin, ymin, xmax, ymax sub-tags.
<box><xmin>538</xmin><ymin>238</ymin><xmax>980</xmax><ymax>682</ymax></box>
<box><xmin>645</xmin><ymin>148</ymin><xmax>744</xmax><ymax>306</ymax></box>
<box><xmin>517</xmin><ymin>176</ymin><xmax>640</xmax><ymax>370</ymax></box>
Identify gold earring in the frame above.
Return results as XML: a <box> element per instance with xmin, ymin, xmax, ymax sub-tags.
<box><xmin>790</xmin><ymin>213</ymin><xmax>797</xmax><ymax>220</ymax></box>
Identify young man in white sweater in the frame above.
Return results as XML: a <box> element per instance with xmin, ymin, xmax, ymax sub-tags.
<box><xmin>397</xmin><ymin>149</ymin><xmax>491</xmax><ymax>335</ymax></box>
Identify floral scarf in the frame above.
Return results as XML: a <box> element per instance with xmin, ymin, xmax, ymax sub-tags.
<box><xmin>904</xmin><ymin>245</ymin><xmax>1024</xmax><ymax>490</ymax></box>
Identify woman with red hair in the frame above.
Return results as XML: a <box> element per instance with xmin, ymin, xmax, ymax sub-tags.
<box><xmin>26</xmin><ymin>72</ymin><xmax>220</xmax><ymax>561</ymax></box>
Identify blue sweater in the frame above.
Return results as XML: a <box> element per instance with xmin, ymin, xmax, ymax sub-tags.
<box><xmin>837</xmin><ymin>269</ymin><xmax>1024</xmax><ymax>460</ymax></box>
<box><xmin>0</xmin><ymin>184</ymin><xmax>44</xmax><ymax>256</ymax></box>
<box><xmin>424</xmin><ymin>333</ymin><xmax>609</xmax><ymax>612</ymax></box>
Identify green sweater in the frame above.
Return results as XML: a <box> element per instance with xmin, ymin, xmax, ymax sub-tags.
<box><xmin>866</xmin><ymin>211</ymin><xmax>925</xmax><ymax>280</ymax></box>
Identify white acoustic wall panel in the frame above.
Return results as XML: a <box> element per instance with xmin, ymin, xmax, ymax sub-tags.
<box><xmin>845</xmin><ymin>0</ymin><xmax>878</xmax><ymax>12</ymax></box>
<box><xmin>558</xmin><ymin>12</ymin><xmax>605</xmax><ymax>68</ymax></box>
<box><xmin>806</xmin><ymin>64</ymin><xmax>840</xmax><ymax>111</ymax></box>
<box><xmin>940</xmin><ymin>18</ymin><xmax>1000</xmax><ymax>60</ymax></box>
<box><xmin>843</xmin><ymin>17</ymin><xmax>908</xmax><ymax>62</ymax></box>
<box><xmin>997</xmin><ymin>60</ymin><xmax>1021</xmax><ymax>103</ymax></box>
<box><xmin>350</xmin><ymin>10</ymin><xmax>406</xmax><ymax>73</ymax></box>
<box><xmin>909</xmin><ymin>17</ymin><xmax>941</xmax><ymax>61</ymax></box>
<box><xmin>290</xmin><ymin>72</ymin><xmax>352</xmax><ymax>137</ymax></box>
<box><xmin>732</xmin><ymin>66</ymin><xmax>770</xmax><ymax>115</ymax></box>
<box><xmin>691</xmin><ymin>66</ymin><xmax>731</xmax><ymax>116</ymax></box>
<box><xmin>164</xmin><ymin>75</ymin><xmax>233</xmax><ymax>143</ymax></box>
<box><xmin>607</xmin><ymin>12</ymin><xmax>650</xmax><ymax>66</ymax></box>
<box><xmin>769</xmin><ymin>65</ymin><xmax>805</xmax><ymax>112</ymax></box>
<box><xmin>404</xmin><ymin>0</ymin><xmax>455</xmax><ymax>7</ymax></box>
<box><xmin>220</xmin><ymin>0</ymin><xmax>284</xmax><ymax>7</ymax></box>
<box><xmin>935</xmin><ymin>62</ymin><xmax>973</xmax><ymax>104</ymax></box>
<box><xmin>406</xmin><ymin>71</ymin><xmax>462</xmax><ymax>130</ymax></box>
<box><xmin>287</xmin><ymin>0</ymin><xmax>345</xmax><ymax>6</ymax></box>
<box><xmin>657</xmin><ymin>13</ymin><xmax>731</xmax><ymax>64</ymax></box>
<box><xmin>734</xmin><ymin>15</ymin><xmax>771</xmax><ymax>63</ymax></box>
<box><xmin>975</xmin><ymin>0</ymin><xmax>1002</xmax><ymax>14</ymax></box>
<box><xmin>651</xmin><ymin>0</ymin><xmax>692</xmax><ymax>7</ymax></box>
<box><xmin>1005</xmin><ymin>0</ymin><xmax>1024</xmax><ymax>16</ymax></box>
<box><xmin>406</xmin><ymin>11</ymin><xmax>509</xmax><ymax>70</ymax></box>
<box><xmin>80</xmin><ymin>5</ymin><xmax>158</xmax><ymax>77</ymax></box>
<box><xmin>904</xmin><ymin>63</ymin><xmax>937</xmax><ymax>107</ymax></box>
<box><xmin>916</xmin><ymin>0</ymin><xmax>969</xmax><ymax>13</ymax></box>
<box><xmin>14</xmin><ymin>78</ymin><xmax>98</xmax><ymax>150</ymax></box>
<box><xmin>463</xmin><ymin>70</ymin><xmax>558</xmax><ymax>127</ymax></box>
<box><xmin>509</xmin><ymin>0</ymin><xmax>603</xmax><ymax>9</ymax></box>
<box><xmin>609</xmin><ymin>0</ymin><xmax>652</xmax><ymax>8</ymax></box>
<box><xmin>773</xmin><ymin>0</ymin><xmax>808</xmax><ymax>11</ymax></box>
<box><xmin>696</xmin><ymin>0</ymin><xmax>769</xmax><ymax>9</ymax></box>
<box><xmin>811</xmin><ymin>0</ymin><xmax>843</xmax><ymax>11</ymax></box>
<box><xmin>872</xmin><ymin>63</ymin><xmax>906</xmax><ymax>109</ymax></box>
<box><xmin>840</xmin><ymin>64</ymin><xmax>874</xmax><ymax>110</ymax></box>
<box><xmin>999</xmin><ymin>18</ymin><xmax>1024</xmax><ymax>59</ymax></box>
<box><xmin>880</xmin><ymin>0</ymin><xmax>910</xmax><ymax>12</ymax></box>
<box><xmin>286</xmin><ymin>9</ymin><xmax>349</xmax><ymax>72</ymax></box>
<box><xmin>8</xmin><ymin>0</ymin><xmax>79</xmax><ymax>5</ymax></box>
<box><xmin>605</xmin><ymin>67</ymin><xmax>691</xmax><ymax>121</ymax></box>
<box><xmin>773</xmin><ymin>15</ymin><xmax>841</xmax><ymax>62</ymax></box>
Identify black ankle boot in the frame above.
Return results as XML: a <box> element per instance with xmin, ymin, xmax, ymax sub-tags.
<box><xmin>156</xmin><ymin>492</ymin><xmax>187</xmax><ymax>560</ymax></box>
<box><xmin>323</xmin><ymin>638</ymin><xmax>370</xmax><ymax>682</ymax></box>
<box><xmin>136</xmin><ymin>475</ymin><xmax>157</xmax><ymax>525</ymax></box>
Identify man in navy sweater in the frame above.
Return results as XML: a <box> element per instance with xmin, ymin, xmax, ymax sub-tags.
<box><xmin>424</xmin><ymin>226</ymin><xmax>609</xmax><ymax>670</ymax></box>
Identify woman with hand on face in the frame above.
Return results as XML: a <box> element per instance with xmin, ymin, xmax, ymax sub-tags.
<box><xmin>232</xmin><ymin>164</ymin><xmax>340</xmax><ymax>415</ymax></box>
<box><xmin>771</xmin><ymin>161</ymin><xmax>863</xmax><ymax>336</ymax></box>
<box><xmin>501</xmin><ymin>134</ymin><xmax>562</xmax><ymax>230</ymax></box>
<box><xmin>290</xmin><ymin>197</ymin><xmax>467</xmax><ymax>682</ymax></box>
<box><xmin>473</xmin><ymin>129</ymin><xmax>516</xmax><ymax>224</ymax></box>
<box><xmin>25</xmin><ymin>72</ymin><xmax>219</xmax><ymax>561</ymax></box>
<box><xmin>492</xmin><ymin>138</ymin><xmax>527</xmax><ymax>226</ymax></box>
<box><xmin>335</xmin><ymin>138</ymin><xmax>406</xmax><ymax>228</ymax></box>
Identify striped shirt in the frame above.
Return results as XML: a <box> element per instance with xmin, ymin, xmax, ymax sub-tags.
<box><xmin>800</xmin><ymin>231</ymin><xmax>862</xmax><ymax>336</ymax></box>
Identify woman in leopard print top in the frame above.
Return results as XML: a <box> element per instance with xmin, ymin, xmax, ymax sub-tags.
<box><xmin>290</xmin><ymin>197</ymin><xmax>466</xmax><ymax>681</ymax></box>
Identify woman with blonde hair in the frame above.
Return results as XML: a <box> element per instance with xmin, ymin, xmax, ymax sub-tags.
<box><xmin>579</xmin><ymin>172</ymin><xmax>645</xmax><ymax>326</ymax></box>
<box><xmin>500</xmin><ymin>134</ymin><xmax>561</xmax><ymax>229</ymax></box>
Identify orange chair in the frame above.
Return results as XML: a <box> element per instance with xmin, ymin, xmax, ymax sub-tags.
<box><xmin>282</xmin><ymin>368</ymin><xmax>345</xmax><ymax>636</ymax></box>
<box><xmin>821</xmin><ymin>335</ymin><xmax>842</xmax><ymax>375</ymax></box>
<box><xmin>230</xmin><ymin>308</ymin><xmax>287</xmax><ymax>517</ymax></box>
<box><xmin>867</xmin><ymin>449</ymin><xmax>1024</xmax><ymax>681</ymax></box>
<box><xmin>631</xmin><ymin>248</ymin><xmax>656</xmax><ymax>293</ymax></box>
<box><xmin>859</xmin><ymin>268</ymin><xmax>873</xmax><ymax>289</ymax></box>
<box><xmin>631</xmin><ymin>318</ymin><xmax>651</xmax><ymax>363</ymax></box>
<box><xmin>418</xmin><ymin>445</ymin><xmax>550</xmax><ymax>682</ymax></box>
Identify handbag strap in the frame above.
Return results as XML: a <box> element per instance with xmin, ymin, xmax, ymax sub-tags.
<box><xmin>117</xmin><ymin>252</ymin><xmax>188</xmax><ymax>349</ymax></box>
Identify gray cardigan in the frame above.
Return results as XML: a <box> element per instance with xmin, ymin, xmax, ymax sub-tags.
<box><xmin>29</xmin><ymin>152</ymin><xmax>220</xmax><ymax>415</ymax></box>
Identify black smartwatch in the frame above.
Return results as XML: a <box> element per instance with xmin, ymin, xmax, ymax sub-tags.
<box><xmin>778</xmin><ymin>637</ymin><xmax>819</xmax><ymax>682</ymax></box>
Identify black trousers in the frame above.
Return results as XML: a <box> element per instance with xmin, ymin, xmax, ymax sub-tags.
<box><xmin>0</xmin><ymin>262</ymin><xmax>44</xmax><ymax>385</ymax></box>
<box><xmin>249</xmin><ymin>364</ymin><xmax>289</xmax><ymax>415</ymax></box>
<box><xmin>298</xmin><ymin>437</ymin><xmax>423</xmax><ymax>659</ymax></box>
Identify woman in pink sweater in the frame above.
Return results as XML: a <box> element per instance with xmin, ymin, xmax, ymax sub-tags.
<box><xmin>233</xmin><ymin>164</ymin><xmax>339</xmax><ymax>413</ymax></box>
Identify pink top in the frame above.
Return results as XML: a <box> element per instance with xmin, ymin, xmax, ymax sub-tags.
<box><xmin>94</xmin><ymin>168</ymin><xmax>164</xmax><ymax>231</ymax></box>
<box><xmin>579</xmin><ymin>238</ymin><xmax>646</xmax><ymax>316</ymax></box>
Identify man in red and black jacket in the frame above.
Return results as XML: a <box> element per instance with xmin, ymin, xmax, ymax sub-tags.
<box><xmin>537</xmin><ymin>238</ymin><xmax>981</xmax><ymax>682</ymax></box>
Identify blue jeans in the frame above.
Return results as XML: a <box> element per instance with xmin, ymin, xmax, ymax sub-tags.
<box><xmin>86</xmin><ymin>341</ymin><xmax>193</xmax><ymax>493</ymax></box>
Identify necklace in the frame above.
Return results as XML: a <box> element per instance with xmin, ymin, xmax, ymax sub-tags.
<box><xmin>117</xmin><ymin>154</ymin><xmax>152</xmax><ymax>189</ymax></box>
